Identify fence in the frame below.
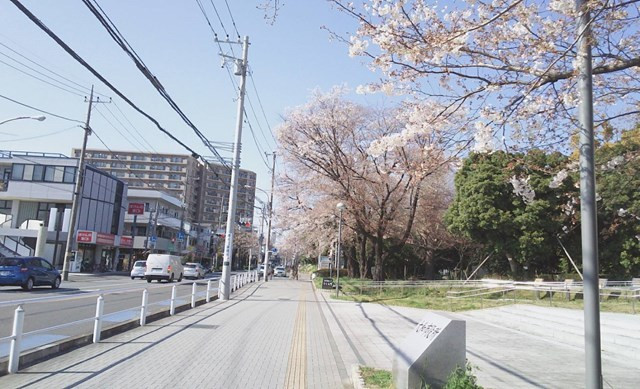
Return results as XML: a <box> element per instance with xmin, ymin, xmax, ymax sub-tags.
<box><xmin>0</xmin><ymin>270</ymin><xmax>258</xmax><ymax>374</ymax></box>
<box><xmin>332</xmin><ymin>278</ymin><xmax>640</xmax><ymax>313</ymax></box>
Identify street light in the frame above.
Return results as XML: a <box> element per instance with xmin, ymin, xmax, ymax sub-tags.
<box><xmin>0</xmin><ymin>116</ymin><xmax>46</xmax><ymax>135</ymax></box>
<box><xmin>336</xmin><ymin>202</ymin><xmax>346</xmax><ymax>298</ymax></box>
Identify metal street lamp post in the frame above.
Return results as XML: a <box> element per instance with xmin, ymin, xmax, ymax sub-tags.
<box><xmin>0</xmin><ymin>115</ymin><xmax>46</xmax><ymax>127</ymax></box>
<box><xmin>336</xmin><ymin>202</ymin><xmax>346</xmax><ymax>298</ymax></box>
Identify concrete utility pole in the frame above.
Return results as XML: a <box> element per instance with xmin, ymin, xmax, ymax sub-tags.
<box><xmin>61</xmin><ymin>87</ymin><xmax>94</xmax><ymax>281</ymax></box>
<box><xmin>263</xmin><ymin>152</ymin><xmax>276</xmax><ymax>282</ymax></box>
<box><xmin>219</xmin><ymin>36</ymin><xmax>249</xmax><ymax>301</ymax></box>
<box><xmin>576</xmin><ymin>1</ymin><xmax>602</xmax><ymax>387</ymax></box>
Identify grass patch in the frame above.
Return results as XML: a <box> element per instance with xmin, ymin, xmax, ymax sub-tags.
<box><xmin>319</xmin><ymin>277</ymin><xmax>639</xmax><ymax>314</ymax></box>
<box><xmin>360</xmin><ymin>366</ymin><xmax>393</xmax><ymax>389</ymax></box>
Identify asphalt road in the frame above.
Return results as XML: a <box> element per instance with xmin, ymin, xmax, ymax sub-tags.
<box><xmin>0</xmin><ymin>272</ymin><xmax>232</xmax><ymax>355</ymax></box>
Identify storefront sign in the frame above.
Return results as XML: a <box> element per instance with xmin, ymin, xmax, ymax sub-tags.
<box><xmin>96</xmin><ymin>232</ymin><xmax>115</xmax><ymax>246</ymax></box>
<box><xmin>119</xmin><ymin>236</ymin><xmax>133</xmax><ymax>248</ymax></box>
<box><xmin>127</xmin><ymin>202</ymin><xmax>145</xmax><ymax>215</ymax></box>
<box><xmin>77</xmin><ymin>230</ymin><xmax>95</xmax><ymax>243</ymax></box>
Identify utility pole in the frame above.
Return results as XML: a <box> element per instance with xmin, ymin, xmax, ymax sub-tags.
<box><xmin>61</xmin><ymin>87</ymin><xmax>94</xmax><ymax>281</ymax></box>
<box><xmin>262</xmin><ymin>152</ymin><xmax>276</xmax><ymax>282</ymax></box>
<box><xmin>219</xmin><ymin>36</ymin><xmax>249</xmax><ymax>301</ymax></box>
<box><xmin>576</xmin><ymin>1</ymin><xmax>602</xmax><ymax>388</ymax></box>
<box><xmin>152</xmin><ymin>200</ymin><xmax>159</xmax><ymax>253</ymax></box>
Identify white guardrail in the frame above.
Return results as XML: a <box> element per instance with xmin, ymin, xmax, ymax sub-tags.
<box><xmin>1</xmin><ymin>270</ymin><xmax>258</xmax><ymax>374</ymax></box>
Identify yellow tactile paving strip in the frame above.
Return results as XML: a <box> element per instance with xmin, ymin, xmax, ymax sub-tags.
<box><xmin>284</xmin><ymin>290</ymin><xmax>307</xmax><ymax>389</ymax></box>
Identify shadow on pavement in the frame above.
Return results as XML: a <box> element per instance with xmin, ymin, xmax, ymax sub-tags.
<box><xmin>11</xmin><ymin>283</ymin><xmax>262</xmax><ymax>388</ymax></box>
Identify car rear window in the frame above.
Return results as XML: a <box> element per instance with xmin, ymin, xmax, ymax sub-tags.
<box><xmin>185</xmin><ymin>264</ymin><xmax>196</xmax><ymax>268</ymax></box>
<box><xmin>0</xmin><ymin>258</ymin><xmax>23</xmax><ymax>266</ymax></box>
<box><xmin>134</xmin><ymin>262</ymin><xmax>146</xmax><ymax>267</ymax></box>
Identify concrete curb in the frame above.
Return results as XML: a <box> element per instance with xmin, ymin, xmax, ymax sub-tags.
<box><xmin>0</xmin><ymin>294</ymin><xmax>217</xmax><ymax>377</ymax></box>
<box><xmin>351</xmin><ymin>364</ymin><xmax>366</xmax><ymax>389</ymax></box>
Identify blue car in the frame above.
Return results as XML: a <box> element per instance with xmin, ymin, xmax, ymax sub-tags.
<box><xmin>0</xmin><ymin>257</ymin><xmax>61</xmax><ymax>291</ymax></box>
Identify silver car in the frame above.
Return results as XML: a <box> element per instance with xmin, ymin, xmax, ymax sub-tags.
<box><xmin>184</xmin><ymin>263</ymin><xmax>205</xmax><ymax>279</ymax></box>
<box><xmin>130</xmin><ymin>261</ymin><xmax>146</xmax><ymax>279</ymax></box>
<box><xmin>274</xmin><ymin>266</ymin><xmax>286</xmax><ymax>277</ymax></box>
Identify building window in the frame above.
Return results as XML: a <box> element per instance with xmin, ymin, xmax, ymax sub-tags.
<box><xmin>151</xmin><ymin>156</ymin><xmax>165</xmax><ymax>162</ymax></box>
<box><xmin>130</xmin><ymin>164</ymin><xmax>146</xmax><ymax>170</ymax></box>
<box><xmin>131</xmin><ymin>155</ymin><xmax>147</xmax><ymax>161</ymax></box>
<box><xmin>150</xmin><ymin>165</ymin><xmax>165</xmax><ymax>171</ymax></box>
<box><xmin>11</xmin><ymin>164</ymin><xmax>24</xmax><ymax>180</ymax></box>
<box><xmin>0</xmin><ymin>200</ymin><xmax>11</xmax><ymax>215</ymax></box>
<box><xmin>63</xmin><ymin>167</ymin><xmax>76</xmax><ymax>183</ymax></box>
<box><xmin>170</xmin><ymin>157</ymin><xmax>184</xmax><ymax>163</ymax></box>
<box><xmin>169</xmin><ymin>166</ymin><xmax>183</xmax><ymax>172</ymax></box>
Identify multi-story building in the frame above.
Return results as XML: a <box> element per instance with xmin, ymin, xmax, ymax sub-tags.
<box><xmin>199</xmin><ymin>160</ymin><xmax>256</xmax><ymax>230</ymax></box>
<box><xmin>74</xmin><ymin>149</ymin><xmax>256</xmax><ymax>228</ymax></box>
<box><xmin>0</xmin><ymin>150</ymin><xmax>128</xmax><ymax>271</ymax></box>
<box><xmin>72</xmin><ymin>149</ymin><xmax>201</xmax><ymax>222</ymax></box>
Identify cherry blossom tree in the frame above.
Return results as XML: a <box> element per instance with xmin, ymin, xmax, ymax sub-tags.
<box><xmin>332</xmin><ymin>0</ymin><xmax>640</xmax><ymax>150</ymax></box>
<box><xmin>276</xmin><ymin>88</ymin><xmax>458</xmax><ymax>280</ymax></box>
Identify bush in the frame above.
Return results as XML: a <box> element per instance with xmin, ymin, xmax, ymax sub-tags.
<box><xmin>443</xmin><ymin>364</ymin><xmax>482</xmax><ymax>389</ymax></box>
<box><xmin>313</xmin><ymin>268</ymin><xmax>348</xmax><ymax>278</ymax></box>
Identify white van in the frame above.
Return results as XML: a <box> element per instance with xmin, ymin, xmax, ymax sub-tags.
<box><xmin>145</xmin><ymin>254</ymin><xmax>184</xmax><ymax>283</ymax></box>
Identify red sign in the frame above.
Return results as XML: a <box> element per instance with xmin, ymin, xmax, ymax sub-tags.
<box><xmin>127</xmin><ymin>202</ymin><xmax>145</xmax><ymax>215</ymax></box>
<box><xmin>120</xmin><ymin>236</ymin><xmax>133</xmax><ymax>248</ymax></box>
<box><xmin>77</xmin><ymin>231</ymin><xmax>94</xmax><ymax>243</ymax></box>
<box><xmin>96</xmin><ymin>232</ymin><xmax>115</xmax><ymax>246</ymax></box>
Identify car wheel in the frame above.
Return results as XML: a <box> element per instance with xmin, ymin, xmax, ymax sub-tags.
<box><xmin>169</xmin><ymin>273</ymin><xmax>174</xmax><ymax>282</ymax></box>
<box><xmin>22</xmin><ymin>277</ymin><xmax>34</xmax><ymax>291</ymax></box>
<box><xmin>51</xmin><ymin>277</ymin><xmax>61</xmax><ymax>289</ymax></box>
<box><xmin>146</xmin><ymin>278</ymin><xmax>152</xmax><ymax>283</ymax></box>
<box><xmin>178</xmin><ymin>273</ymin><xmax>183</xmax><ymax>282</ymax></box>
<box><xmin>131</xmin><ymin>277</ymin><xmax>135</xmax><ymax>280</ymax></box>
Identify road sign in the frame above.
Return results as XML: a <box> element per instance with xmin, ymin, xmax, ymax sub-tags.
<box><xmin>177</xmin><ymin>231</ymin><xmax>184</xmax><ymax>242</ymax></box>
<box><xmin>127</xmin><ymin>202</ymin><xmax>145</xmax><ymax>215</ymax></box>
<box><xmin>150</xmin><ymin>235</ymin><xmax>157</xmax><ymax>244</ymax></box>
<box><xmin>271</xmin><ymin>247</ymin><xmax>278</xmax><ymax>253</ymax></box>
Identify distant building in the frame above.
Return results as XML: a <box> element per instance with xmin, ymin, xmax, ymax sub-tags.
<box><xmin>74</xmin><ymin>149</ymin><xmax>256</xmax><ymax>228</ymax></box>
<box><xmin>0</xmin><ymin>150</ymin><xmax>127</xmax><ymax>271</ymax></box>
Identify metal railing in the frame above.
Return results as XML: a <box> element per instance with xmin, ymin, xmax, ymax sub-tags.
<box><xmin>1</xmin><ymin>270</ymin><xmax>258</xmax><ymax>374</ymax></box>
<box><xmin>330</xmin><ymin>278</ymin><xmax>640</xmax><ymax>313</ymax></box>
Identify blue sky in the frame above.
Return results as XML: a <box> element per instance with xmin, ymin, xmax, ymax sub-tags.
<box><xmin>0</xmin><ymin>0</ymin><xmax>383</xmax><ymax>197</ymax></box>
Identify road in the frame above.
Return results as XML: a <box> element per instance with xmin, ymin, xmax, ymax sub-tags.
<box><xmin>0</xmin><ymin>272</ymin><xmax>235</xmax><ymax>357</ymax></box>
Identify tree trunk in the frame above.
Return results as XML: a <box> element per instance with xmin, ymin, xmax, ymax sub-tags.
<box><xmin>372</xmin><ymin>235</ymin><xmax>385</xmax><ymax>281</ymax></box>
<box><xmin>347</xmin><ymin>244</ymin><xmax>357</xmax><ymax>278</ymax></box>
<box><xmin>506</xmin><ymin>253</ymin><xmax>520</xmax><ymax>277</ymax></box>
<box><xmin>423</xmin><ymin>250</ymin><xmax>435</xmax><ymax>279</ymax></box>
<box><xmin>357</xmin><ymin>234</ymin><xmax>369</xmax><ymax>279</ymax></box>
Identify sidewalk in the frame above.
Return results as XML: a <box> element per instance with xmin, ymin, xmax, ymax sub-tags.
<box><xmin>313</xmin><ymin>288</ymin><xmax>640</xmax><ymax>388</ymax></box>
<box><xmin>0</xmin><ymin>279</ymin><xmax>352</xmax><ymax>388</ymax></box>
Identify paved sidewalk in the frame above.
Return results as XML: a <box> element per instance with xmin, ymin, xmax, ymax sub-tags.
<box><xmin>314</xmin><ymin>288</ymin><xmax>640</xmax><ymax>388</ymax></box>
<box><xmin>0</xmin><ymin>279</ymin><xmax>351</xmax><ymax>388</ymax></box>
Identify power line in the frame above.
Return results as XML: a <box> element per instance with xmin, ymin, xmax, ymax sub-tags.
<box><xmin>0</xmin><ymin>93</ymin><xmax>84</xmax><ymax>123</ymax></box>
<box><xmin>0</xmin><ymin>39</ymin><xmax>111</xmax><ymax>99</ymax></box>
<box><xmin>93</xmin><ymin>106</ymin><xmax>145</xmax><ymax>153</ymax></box>
<box><xmin>223</xmin><ymin>0</ymin><xmax>241</xmax><ymax>39</ymax></box>
<box><xmin>0</xmin><ymin>125</ymin><xmax>77</xmax><ymax>142</ymax></box>
<box><xmin>9</xmin><ymin>0</ymin><xmax>203</xmax><ymax>160</ymax></box>
<box><xmin>111</xmin><ymin>101</ymin><xmax>159</xmax><ymax>154</ymax></box>
<box><xmin>248</xmin><ymin>68</ymin><xmax>277</xmax><ymax>144</ymax></box>
<box><xmin>82</xmin><ymin>0</ymin><xmax>229</xmax><ymax>170</ymax></box>
<box><xmin>0</xmin><ymin>57</ymin><xmax>85</xmax><ymax>97</ymax></box>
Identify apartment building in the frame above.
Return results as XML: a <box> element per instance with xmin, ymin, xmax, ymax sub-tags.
<box><xmin>199</xmin><ymin>161</ymin><xmax>256</xmax><ymax>230</ymax></box>
<box><xmin>72</xmin><ymin>148</ymin><xmax>201</xmax><ymax>222</ymax></box>
<box><xmin>74</xmin><ymin>149</ymin><xmax>256</xmax><ymax>227</ymax></box>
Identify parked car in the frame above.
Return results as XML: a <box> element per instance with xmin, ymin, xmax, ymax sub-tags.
<box><xmin>144</xmin><ymin>254</ymin><xmax>184</xmax><ymax>283</ymax></box>
<box><xmin>258</xmin><ymin>264</ymin><xmax>273</xmax><ymax>278</ymax></box>
<box><xmin>274</xmin><ymin>266</ymin><xmax>286</xmax><ymax>277</ymax></box>
<box><xmin>130</xmin><ymin>260</ymin><xmax>146</xmax><ymax>279</ymax></box>
<box><xmin>0</xmin><ymin>257</ymin><xmax>61</xmax><ymax>290</ymax></box>
<box><xmin>184</xmin><ymin>263</ymin><xmax>205</xmax><ymax>279</ymax></box>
